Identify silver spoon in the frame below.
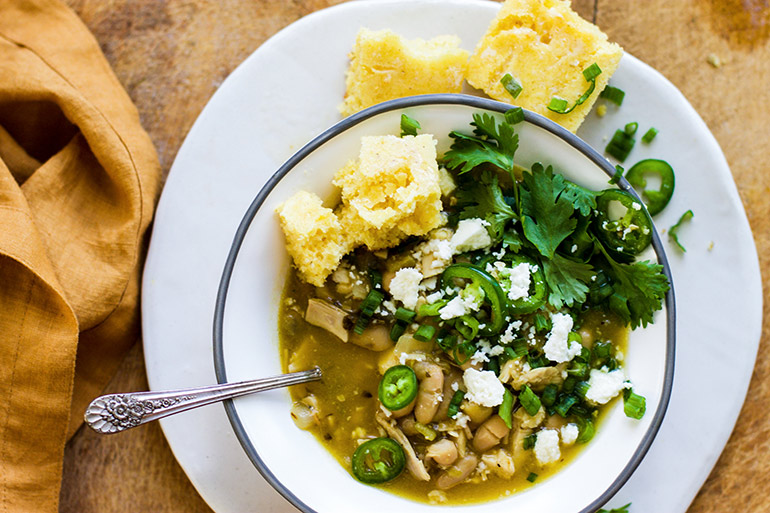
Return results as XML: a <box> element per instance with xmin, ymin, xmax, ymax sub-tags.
<box><xmin>84</xmin><ymin>367</ymin><xmax>322</xmax><ymax>434</ymax></box>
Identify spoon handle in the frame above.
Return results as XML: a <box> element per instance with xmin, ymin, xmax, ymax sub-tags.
<box><xmin>84</xmin><ymin>367</ymin><xmax>322</xmax><ymax>434</ymax></box>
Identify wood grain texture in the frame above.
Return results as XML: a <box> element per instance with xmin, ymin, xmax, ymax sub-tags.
<box><xmin>58</xmin><ymin>1</ymin><xmax>769</xmax><ymax>512</ymax></box>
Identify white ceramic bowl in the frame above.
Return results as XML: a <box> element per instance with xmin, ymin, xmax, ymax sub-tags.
<box><xmin>212</xmin><ymin>94</ymin><xmax>675</xmax><ymax>513</ymax></box>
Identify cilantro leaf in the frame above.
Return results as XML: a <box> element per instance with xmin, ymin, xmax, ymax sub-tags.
<box><xmin>542</xmin><ymin>253</ymin><xmax>594</xmax><ymax>309</ymax></box>
<box><xmin>562</xmin><ymin>181</ymin><xmax>597</xmax><ymax>216</ymax></box>
<box><xmin>400</xmin><ymin>113</ymin><xmax>421</xmax><ymax>137</ymax></box>
<box><xmin>600</xmin><ymin>246</ymin><xmax>670</xmax><ymax>328</ymax></box>
<box><xmin>455</xmin><ymin>170</ymin><xmax>517</xmax><ymax>241</ymax></box>
<box><xmin>520</xmin><ymin>164</ymin><xmax>577</xmax><ymax>258</ymax></box>
<box><xmin>443</xmin><ymin>113</ymin><xmax>518</xmax><ymax>174</ymax></box>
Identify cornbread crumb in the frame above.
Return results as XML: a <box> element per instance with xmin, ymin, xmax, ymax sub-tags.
<box><xmin>276</xmin><ymin>191</ymin><xmax>348</xmax><ymax>287</ymax></box>
<box><xmin>466</xmin><ymin>0</ymin><xmax>623</xmax><ymax>132</ymax></box>
<box><xmin>596</xmin><ymin>104</ymin><xmax>607</xmax><ymax>117</ymax></box>
<box><xmin>706</xmin><ymin>53</ymin><xmax>722</xmax><ymax>68</ymax></box>
<box><xmin>340</xmin><ymin>28</ymin><xmax>469</xmax><ymax>116</ymax></box>
<box><xmin>334</xmin><ymin>134</ymin><xmax>443</xmax><ymax>250</ymax></box>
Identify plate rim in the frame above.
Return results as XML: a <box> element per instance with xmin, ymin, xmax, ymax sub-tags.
<box><xmin>212</xmin><ymin>93</ymin><xmax>677</xmax><ymax>513</ymax></box>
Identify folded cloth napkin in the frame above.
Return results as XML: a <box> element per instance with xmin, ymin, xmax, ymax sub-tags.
<box><xmin>0</xmin><ymin>1</ymin><xmax>161</xmax><ymax>510</ymax></box>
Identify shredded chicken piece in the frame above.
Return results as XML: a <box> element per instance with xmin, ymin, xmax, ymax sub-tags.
<box><xmin>375</xmin><ymin>411</ymin><xmax>430</xmax><ymax>481</ymax></box>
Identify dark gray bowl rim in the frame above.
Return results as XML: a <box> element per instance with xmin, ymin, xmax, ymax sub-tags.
<box><xmin>213</xmin><ymin>93</ymin><xmax>676</xmax><ymax>513</ymax></box>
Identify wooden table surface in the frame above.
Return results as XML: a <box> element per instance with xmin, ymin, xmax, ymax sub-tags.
<box><xmin>58</xmin><ymin>1</ymin><xmax>770</xmax><ymax>511</ymax></box>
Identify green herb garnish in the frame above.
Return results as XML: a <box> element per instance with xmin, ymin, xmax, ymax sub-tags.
<box><xmin>400</xmin><ymin>113</ymin><xmax>421</xmax><ymax>137</ymax></box>
<box><xmin>547</xmin><ymin>63</ymin><xmax>602</xmax><ymax>114</ymax></box>
<box><xmin>501</xmin><ymin>73</ymin><xmax>523</xmax><ymax>99</ymax></box>
<box><xmin>669</xmin><ymin>209</ymin><xmax>694</xmax><ymax>252</ymax></box>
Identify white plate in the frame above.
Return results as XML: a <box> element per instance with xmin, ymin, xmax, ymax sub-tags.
<box><xmin>141</xmin><ymin>1</ymin><xmax>763</xmax><ymax>512</ymax></box>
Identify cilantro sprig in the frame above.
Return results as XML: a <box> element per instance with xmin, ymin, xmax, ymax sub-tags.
<box><xmin>455</xmin><ymin>170</ymin><xmax>517</xmax><ymax>242</ymax></box>
<box><xmin>443</xmin><ymin>112</ymin><xmax>519</xmax><ymax>176</ymax></box>
<box><xmin>441</xmin><ymin>113</ymin><xmax>668</xmax><ymax>328</ymax></box>
<box><xmin>520</xmin><ymin>164</ymin><xmax>578</xmax><ymax>259</ymax></box>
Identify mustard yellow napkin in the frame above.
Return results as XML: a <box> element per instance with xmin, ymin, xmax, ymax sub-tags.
<box><xmin>0</xmin><ymin>1</ymin><xmax>161</xmax><ymax>510</ymax></box>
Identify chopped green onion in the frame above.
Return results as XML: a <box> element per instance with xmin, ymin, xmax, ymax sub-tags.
<box><xmin>576</xmin><ymin>416</ymin><xmax>596</xmax><ymax>443</ymax></box>
<box><xmin>390</xmin><ymin>322</ymin><xmax>406</xmax><ymax>341</ymax></box>
<box><xmin>642</xmin><ymin>127</ymin><xmax>659</xmax><ymax>143</ymax></box>
<box><xmin>554</xmin><ymin>394</ymin><xmax>578</xmax><ymax>417</ymax></box>
<box><xmin>527</xmin><ymin>352</ymin><xmax>548</xmax><ymax>369</ymax></box>
<box><xmin>548</xmin><ymin>97</ymin><xmax>569</xmax><ymax>112</ymax></box>
<box><xmin>437</xmin><ymin>333</ymin><xmax>458</xmax><ymax>353</ymax></box>
<box><xmin>418</xmin><ymin>300</ymin><xmax>447</xmax><ymax>317</ymax></box>
<box><xmin>501</xmin><ymin>73</ymin><xmax>523</xmax><ymax>99</ymax></box>
<box><xmin>526</xmin><ymin>472</ymin><xmax>539</xmax><ymax>483</ymax></box>
<box><xmin>522</xmin><ymin>433</ymin><xmax>537</xmax><ymax>450</ymax></box>
<box><xmin>624</xmin><ymin>122</ymin><xmax>639</xmax><ymax>136</ymax></box>
<box><xmin>624</xmin><ymin>389</ymin><xmax>647</xmax><ymax>419</ymax></box>
<box><xmin>568</xmin><ymin>362</ymin><xmax>589</xmax><ymax>380</ymax></box>
<box><xmin>541</xmin><ymin>384</ymin><xmax>558</xmax><ymax>407</ymax></box>
<box><xmin>519</xmin><ymin>385</ymin><xmax>542</xmax><ymax>416</ymax></box>
<box><xmin>669</xmin><ymin>209</ymin><xmax>694</xmax><ymax>252</ymax></box>
<box><xmin>414</xmin><ymin>324</ymin><xmax>436</xmax><ymax>342</ymax></box>
<box><xmin>605</xmin><ymin>128</ymin><xmax>636</xmax><ymax>162</ymax></box>
<box><xmin>593</xmin><ymin>341</ymin><xmax>612</xmax><ymax>360</ymax></box>
<box><xmin>487</xmin><ymin>357</ymin><xmax>500</xmax><ymax>376</ymax></box>
<box><xmin>511</xmin><ymin>338</ymin><xmax>528</xmax><ymax>357</ymax></box>
<box><xmin>608</xmin><ymin>164</ymin><xmax>624</xmax><ymax>185</ymax></box>
<box><xmin>368</xmin><ymin>268</ymin><xmax>383</xmax><ymax>289</ymax></box>
<box><xmin>561</xmin><ymin>376</ymin><xmax>577</xmax><ymax>393</ymax></box>
<box><xmin>355</xmin><ymin>289</ymin><xmax>384</xmax><ymax>334</ymax></box>
<box><xmin>505</xmin><ymin>106</ymin><xmax>525</xmax><ymax>124</ymax></box>
<box><xmin>547</xmin><ymin>63</ymin><xmax>601</xmax><ymax>114</ymax></box>
<box><xmin>395</xmin><ymin>307</ymin><xmax>416</xmax><ymax>323</ymax></box>
<box><xmin>583</xmin><ymin>62</ymin><xmax>602</xmax><ymax>81</ymax></box>
<box><xmin>400</xmin><ymin>113</ymin><xmax>421</xmax><ymax>137</ymax></box>
<box><xmin>454</xmin><ymin>315</ymin><xmax>480</xmax><ymax>340</ymax></box>
<box><xmin>452</xmin><ymin>340</ymin><xmax>475</xmax><ymax>366</ymax></box>
<box><xmin>447</xmin><ymin>390</ymin><xmax>465</xmax><ymax>418</ymax></box>
<box><xmin>534</xmin><ymin>312</ymin><xmax>551</xmax><ymax>333</ymax></box>
<box><xmin>574</xmin><ymin>380</ymin><xmax>591</xmax><ymax>399</ymax></box>
<box><xmin>359</xmin><ymin>289</ymin><xmax>384</xmax><ymax>316</ymax></box>
<box><xmin>599</xmin><ymin>85</ymin><xmax>625</xmax><ymax>106</ymax></box>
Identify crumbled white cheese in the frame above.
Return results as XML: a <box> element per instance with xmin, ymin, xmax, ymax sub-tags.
<box><xmin>390</xmin><ymin>267</ymin><xmax>423</xmax><ymax>309</ymax></box>
<box><xmin>631</xmin><ymin>202</ymin><xmax>642</xmax><ymax>211</ymax></box>
<box><xmin>543</xmin><ymin>312</ymin><xmax>581</xmax><ymax>363</ymax></box>
<box><xmin>498</xmin><ymin>321</ymin><xmax>521</xmax><ymax>345</ymax></box>
<box><xmin>470</xmin><ymin>339</ymin><xmax>505</xmax><ymax>365</ymax></box>
<box><xmin>425</xmin><ymin>290</ymin><xmax>445</xmax><ymax>304</ymax></box>
<box><xmin>560</xmin><ymin>423</ymin><xmax>579</xmax><ymax>445</ymax></box>
<box><xmin>585</xmin><ymin>368</ymin><xmax>632</xmax><ymax>405</ymax></box>
<box><xmin>438</xmin><ymin>293</ymin><xmax>480</xmax><ymax>320</ymax></box>
<box><xmin>454</xmin><ymin>412</ymin><xmax>471</xmax><ymax>428</ymax></box>
<box><xmin>450</xmin><ymin>218</ymin><xmax>492</xmax><ymax>253</ymax></box>
<box><xmin>380</xmin><ymin>300</ymin><xmax>397</xmax><ymax>314</ymax></box>
<box><xmin>534</xmin><ymin>429</ymin><xmax>561</xmax><ymax>465</ymax></box>
<box><xmin>506</xmin><ymin>262</ymin><xmax>532</xmax><ymax>301</ymax></box>
<box><xmin>463</xmin><ymin>368</ymin><xmax>505</xmax><ymax>407</ymax></box>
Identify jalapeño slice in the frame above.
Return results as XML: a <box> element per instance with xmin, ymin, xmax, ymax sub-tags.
<box><xmin>625</xmin><ymin>159</ymin><xmax>675</xmax><ymax>216</ymax></box>
<box><xmin>378</xmin><ymin>365</ymin><xmax>418</xmax><ymax>411</ymax></box>
<box><xmin>351</xmin><ymin>437</ymin><xmax>406</xmax><ymax>484</ymax></box>
<box><xmin>594</xmin><ymin>189</ymin><xmax>653</xmax><ymax>258</ymax></box>
<box><xmin>440</xmin><ymin>263</ymin><xmax>507</xmax><ymax>336</ymax></box>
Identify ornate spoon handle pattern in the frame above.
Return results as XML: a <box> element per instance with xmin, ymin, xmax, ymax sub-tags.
<box><xmin>84</xmin><ymin>367</ymin><xmax>322</xmax><ymax>434</ymax></box>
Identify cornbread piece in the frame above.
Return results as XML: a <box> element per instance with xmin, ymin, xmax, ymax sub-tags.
<box><xmin>333</xmin><ymin>134</ymin><xmax>443</xmax><ymax>250</ymax></box>
<box><xmin>276</xmin><ymin>191</ymin><xmax>348</xmax><ymax>287</ymax></box>
<box><xmin>466</xmin><ymin>0</ymin><xmax>623</xmax><ymax>132</ymax></box>
<box><xmin>340</xmin><ymin>28</ymin><xmax>469</xmax><ymax>116</ymax></box>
